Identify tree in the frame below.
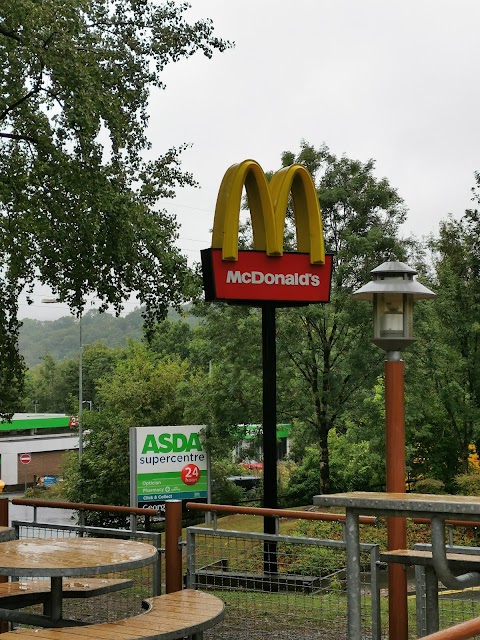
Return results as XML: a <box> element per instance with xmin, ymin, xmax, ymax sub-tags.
<box><xmin>188</xmin><ymin>142</ymin><xmax>409</xmax><ymax>494</ymax></box>
<box><xmin>20</xmin><ymin>341</ymin><xmax>122</xmax><ymax>413</ymax></box>
<box><xmin>275</xmin><ymin>142</ymin><xmax>409</xmax><ymax>493</ymax></box>
<box><xmin>183</xmin><ymin>302</ymin><xmax>304</xmax><ymax>460</ymax></box>
<box><xmin>410</xmin><ymin>209</ymin><xmax>480</xmax><ymax>484</ymax></box>
<box><xmin>0</xmin><ymin>0</ymin><xmax>229</xmax><ymax>418</ymax></box>
<box><xmin>63</xmin><ymin>342</ymin><xmax>189</xmax><ymax>514</ymax></box>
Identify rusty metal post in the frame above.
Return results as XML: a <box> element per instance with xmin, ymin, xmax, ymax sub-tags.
<box><xmin>385</xmin><ymin>357</ymin><xmax>408</xmax><ymax>640</ymax></box>
<box><xmin>0</xmin><ymin>499</ymin><xmax>8</xmax><ymax>633</ymax></box>
<box><xmin>165</xmin><ymin>500</ymin><xmax>183</xmax><ymax>593</ymax></box>
<box><xmin>0</xmin><ymin>499</ymin><xmax>7</xmax><ymax>528</ymax></box>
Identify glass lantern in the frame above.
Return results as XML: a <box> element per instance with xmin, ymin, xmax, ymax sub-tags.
<box><xmin>353</xmin><ymin>262</ymin><xmax>434</xmax><ymax>353</ymax></box>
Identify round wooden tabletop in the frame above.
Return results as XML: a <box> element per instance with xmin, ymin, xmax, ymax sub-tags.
<box><xmin>0</xmin><ymin>537</ymin><xmax>157</xmax><ymax>577</ymax></box>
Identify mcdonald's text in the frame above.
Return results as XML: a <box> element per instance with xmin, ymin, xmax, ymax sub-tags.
<box><xmin>226</xmin><ymin>270</ymin><xmax>321</xmax><ymax>287</ymax></box>
<box><xmin>202</xmin><ymin>249</ymin><xmax>333</xmax><ymax>304</ymax></box>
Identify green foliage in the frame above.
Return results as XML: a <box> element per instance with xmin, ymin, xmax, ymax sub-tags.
<box><xmin>181</xmin><ymin>305</ymin><xmax>268</xmax><ymax>457</ymax></box>
<box><xmin>412</xmin><ymin>478</ymin><xmax>446</xmax><ymax>494</ymax></box>
<box><xmin>20</xmin><ymin>341</ymin><xmax>122</xmax><ymax>413</ymax></box>
<box><xmin>23</xmin><ymin>482</ymin><xmax>65</xmax><ymax>500</ymax></box>
<box><xmin>0</xmin><ymin>0</ymin><xmax>229</xmax><ymax>418</ymax></box>
<box><xmin>210</xmin><ymin>459</ymin><xmax>245</xmax><ymax>505</ymax></box>
<box><xmin>286</xmin><ymin>544</ymin><xmax>346</xmax><ymax>576</ymax></box>
<box><xmin>62</xmin><ymin>342</ymin><xmax>190</xmax><ymax>520</ymax></box>
<box><xmin>328</xmin><ymin>428</ymin><xmax>384</xmax><ymax>492</ymax></box>
<box><xmin>407</xmin><ymin>208</ymin><xmax>480</xmax><ymax>486</ymax></box>
<box><xmin>148</xmin><ymin>318</ymin><xmax>195</xmax><ymax>362</ymax></box>
<box><xmin>19</xmin><ymin>309</ymin><xmax>142</xmax><ymax>367</ymax></box>
<box><xmin>275</xmin><ymin>141</ymin><xmax>409</xmax><ymax>493</ymax></box>
<box><xmin>454</xmin><ymin>473</ymin><xmax>480</xmax><ymax>496</ymax></box>
<box><xmin>285</xmin><ymin>429</ymin><xmax>384</xmax><ymax>507</ymax></box>
<box><xmin>284</xmin><ymin>447</ymin><xmax>321</xmax><ymax>506</ymax></box>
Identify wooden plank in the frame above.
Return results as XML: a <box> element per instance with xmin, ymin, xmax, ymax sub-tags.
<box><xmin>381</xmin><ymin>549</ymin><xmax>480</xmax><ymax>566</ymax></box>
<box><xmin>0</xmin><ymin>578</ymin><xmax>133</xmax><ymax>598</ymax></box>
<box><xmin>0</xmin><ymin>590</ymin><xmax>225</xmax><ymax>640</ymax></box>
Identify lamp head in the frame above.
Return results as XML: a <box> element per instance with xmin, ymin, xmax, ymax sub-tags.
<box><xmin>352</xmin><ymin>261</ymin><xmax>435</xmax><ymax>352</ymax></box>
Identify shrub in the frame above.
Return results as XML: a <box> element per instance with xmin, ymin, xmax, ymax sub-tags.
<box><xmin>412</xmin><ymin>478</ymin><xmax>446</xmax><ymax>494</ymax></box>
<box><xmin>454</xmin><ymin>473</ymin><xmax>480</xmax><ymax>496</ymax></box>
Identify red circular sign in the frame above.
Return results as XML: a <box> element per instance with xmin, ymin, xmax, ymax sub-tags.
<box><xmin>181</xmin><ymin>464</ymin><xmax>200</xmax><ymax>486</ymax></box>
<box><xmin>20</xmin><ymin>453</ymin><xmax>31</xmax><ymax>465</ymax></box>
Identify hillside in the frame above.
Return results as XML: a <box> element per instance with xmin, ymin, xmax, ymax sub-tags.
<box><xmin>19</xmin><ymin>306</ymin><xmax>196</xmax><ymax>367</ymax></box>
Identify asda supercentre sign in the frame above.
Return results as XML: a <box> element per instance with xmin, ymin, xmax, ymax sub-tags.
<box><xmin>130</xmin><ymin>425</ymin><xmax>208</xmax><ymax>508</ymax></box>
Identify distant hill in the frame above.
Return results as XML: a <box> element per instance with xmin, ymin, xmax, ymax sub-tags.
<box><xmin>19</xmin><ymin>306</ymin><xmax>197</xmax><ymax>367</ymax></box>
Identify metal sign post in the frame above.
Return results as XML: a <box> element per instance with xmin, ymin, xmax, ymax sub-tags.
<box><xmin>19</xmin><ymin>453</ymin><xmax>31</xmax><ymax>492</ymax></box>
<box><xmin>262</xmin><ymin>304</ymin><xmax>278</xmax><ymax>575</ymax></box>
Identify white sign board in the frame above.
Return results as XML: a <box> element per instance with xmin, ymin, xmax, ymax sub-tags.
<box><xmin>130</xmin><ymin>425</ymin><xmax>208</xmax><ymax>508</ymax></box>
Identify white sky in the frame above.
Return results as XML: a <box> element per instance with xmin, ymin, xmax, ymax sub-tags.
<box><xmin>20</xmin><ymin>0</ymin><xmax>480</xmax><ymax>320</ymax></box>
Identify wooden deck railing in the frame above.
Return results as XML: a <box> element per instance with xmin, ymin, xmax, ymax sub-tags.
<box><xmin>8</xmin><ymin>498</ymin><xmax>159</xmax><ymax>530</ymax></box>
<box><xmin>185</xmin><ymin>501</ymin><xmax>377</xmax><ymax>524</ymax></box>
<box><xmin>421</xmin><ymin>616</ymin><xmax>480</xmax><ymax>640</ymax></box>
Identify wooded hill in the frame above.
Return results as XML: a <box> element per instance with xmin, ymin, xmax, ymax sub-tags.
<box><xmin>18</xmin><ymin>307</ymin><xmax>195</xmax><ymax>368</ymax></box>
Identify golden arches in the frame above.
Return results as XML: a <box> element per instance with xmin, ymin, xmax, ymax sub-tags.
<box><xmin>211</xmin><ymin>160</ymin><xmax>325</xmax><ymax>265</ymax></box>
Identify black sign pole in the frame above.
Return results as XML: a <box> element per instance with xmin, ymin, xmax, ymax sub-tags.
<box><xmin>262</xmin><ymin>303</ymin><xmax>278</xmax><ymax>575</ymax></box>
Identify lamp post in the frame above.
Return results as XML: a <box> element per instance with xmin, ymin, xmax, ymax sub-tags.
<box><xmin>41</xmin><ymin>298</ymin><xmax>84</xmax><ymax>462</ymax></box>
<box><xmin>352</xmin><ymin>261</ymin><xmax>435</xmax><ymax>640</ymax></box>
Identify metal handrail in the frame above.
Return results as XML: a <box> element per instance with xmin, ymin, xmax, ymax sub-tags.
<box><xmin>185</xmin><ymin>501</ymin><xmax>376</xmax><ymax>524</ymax></box>
<box><xmin>414</xmin><ymin>517</ymin><xmax>480</xmax><ymax>528</ymax></box>
<box><xmin>11</xmin><ymin>498</ymin><xmax>158</xmax><ymax>517</ymax></box>
<box><xmin>421</xmin><ymin>616</ymin><xmax>480</xmax><ymax>639</ymax></box>
<box><xmin>11</xmin><ymin>498</ymin><xmax>160</xmax><ymax>532</ymax></box>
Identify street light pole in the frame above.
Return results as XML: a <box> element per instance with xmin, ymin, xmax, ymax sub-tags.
<box><xmin>352</xmin><ymin>261</ymin><xmax>435</xmax><ymax>640</ymax></box>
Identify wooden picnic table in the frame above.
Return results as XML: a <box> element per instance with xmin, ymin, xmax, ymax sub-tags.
<box><xmin>0</xmin><ymin>537</ymin><xmax>157</xmax><ymax>627</ymax></box>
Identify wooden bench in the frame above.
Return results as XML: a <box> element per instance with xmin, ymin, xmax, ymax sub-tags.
<box><xmin>0</xmin><ymin>578</ymin><xmax>134</xmax><ymax>609</ymax></box>
<box><xmin>380</xmin><ymin>548</ymin><xmax>480</xmax><ymax>568</ymax></box>
<box><xmin>0</xmin><ymin>589</ymin><xmax>225</xmax><ymax>640</ymax></box>
<box><xmin>381</xmin><ymin>548</ymin><xmax>480</xmax><ymax>636</ymax></box>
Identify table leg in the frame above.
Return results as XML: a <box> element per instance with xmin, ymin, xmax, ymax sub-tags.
<box><xmin>424</xmin><ymin>566</ymin><xmax>439</xmax><ymax>635</ymax></box>
<box><xmin>345</xmin><ymin>508</ymin><xmax>362</xmax><ymax>640</ymax></box>
<box><xmin>49</xmin><ymin>577</ymin><xmax>63</xmax><ymax>622</ymax></box>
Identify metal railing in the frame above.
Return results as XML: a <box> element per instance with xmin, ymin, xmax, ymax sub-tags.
<box><xmin>421</xmin><ymin>616</ymin><xmax>480</xmax><ymax>640</ymax></box>
<box><xmin>183</xmin><ymin>502</ymin><xmax>383</xmax><ymax>640</ymax></box>
<box><xmin>11</xmin><ymin>498</ymin><xmax>160</xmax><ymax>532</ymax></box>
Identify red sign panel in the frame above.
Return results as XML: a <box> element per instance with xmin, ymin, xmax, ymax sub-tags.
<box><xmin>202</xmin><ymin>249</ymin><xmax>333</xmax><ymax>305</ymax></box>
<box><xmin>20</xmin><ymin>453</ymin><xmax>31</xmax><ymax>465</ymax></box>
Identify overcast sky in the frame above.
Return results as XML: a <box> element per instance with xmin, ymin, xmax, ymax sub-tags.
<box><xmin>21</xmin><ymin>0</ymin><xmax>480</xmax><ymax>320</ymax></box>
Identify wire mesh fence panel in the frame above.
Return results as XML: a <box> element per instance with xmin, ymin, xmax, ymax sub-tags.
<box><xmin>438</xmin><ymin>586</ymin><xmax>480</xmax><ymax>636</ymax></box>
<box><xmin>187</xmin><ymin>527</ymin><xmax>385</xmax><ymax>640</ymax></box>
<box><xmin>413</xmin><ymin>564</ymin><xmax>480</xmax><ymax>638</ymax></box>
<box><xmin>410</xmin><ymin>543</ymin><xmax>480</xmax><ymax>638</ymax></box>
<box><xmin>11</xmin><ymin>519</ymin><xmax>161</xmax><ymax>625</ymax></box>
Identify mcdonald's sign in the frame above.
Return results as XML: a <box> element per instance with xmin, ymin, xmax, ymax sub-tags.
<box><xmin>201</xmin><ymin>160</ymin><xmax>333</xmax><ymax>305</ymax></box>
